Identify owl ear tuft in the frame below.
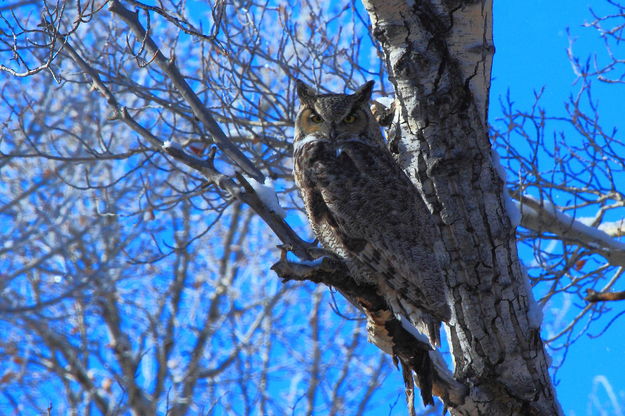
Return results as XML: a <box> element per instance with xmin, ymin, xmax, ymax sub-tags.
<box><xmin>295</xmin><ymin>79</ymin><xmax>317</xmax><ymax>105</ymax></box>
<box><xmin>352</xmin><ymin>80</ymin><xmax>375</xmax><ymax>105</ymax></box>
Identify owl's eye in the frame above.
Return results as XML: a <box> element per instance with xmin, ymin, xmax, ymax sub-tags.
<box><xmin>343</xmin><ymin>113</ymin><xmax>357</xmax><ymax>124</ymax></box>
<box><xmin>309</xmin><ymin>113</ymin><xmax>323</xmax><ymax>123</ymax></box>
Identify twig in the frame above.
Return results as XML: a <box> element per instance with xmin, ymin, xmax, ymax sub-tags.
<box><xmin>585</xmin><ymin>289</ymin><xmax>625</xmax><ymax>302</ymax></box>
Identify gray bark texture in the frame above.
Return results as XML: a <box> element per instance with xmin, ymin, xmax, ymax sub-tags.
<box><xmin>361</xmin><ymin>0</ymin><xmax>562</xmax><ymax>414</ymax></box>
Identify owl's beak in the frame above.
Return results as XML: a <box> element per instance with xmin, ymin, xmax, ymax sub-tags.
<box><xmin>335</xmin><ymin>145</ymin><xmax>344</xmax><ymax>158</ymax></box>
<box><xmin>327</xmin><ymin>122</ymin><xmax>337</xmax><ymax>140</ymax></box>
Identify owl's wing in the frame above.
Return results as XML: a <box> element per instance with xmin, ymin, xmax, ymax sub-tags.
<box><xmin>312</xmin><ymin>140</ymin><xmax>451</xmax><ymax>324</ymax></box>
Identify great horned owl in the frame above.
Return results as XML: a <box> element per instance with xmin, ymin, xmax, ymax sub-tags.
<box><xmin>292</xmin><ymin>80</ymin><xmax>451</xmax><ymax>346</ymax></box>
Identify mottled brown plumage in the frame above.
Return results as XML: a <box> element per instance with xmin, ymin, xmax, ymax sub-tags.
<box><xmin>292</xmin><ymin>80</ymin><xmax>451</xmax><ymax>346</ymax></box>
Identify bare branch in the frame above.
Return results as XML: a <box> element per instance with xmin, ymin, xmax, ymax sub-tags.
<box><xmin>107</xmin><ymin>0</ymin><xmax>264</xmax><ymax>182</ymax></box>
<box><xmin>517</xmin><ymin>194</ymin><xmax>625</xmax><ymax>266</ymax></box>
<box><xmin>272</xmin><ymin>256</ymin><xmax>467</xmax><ymax>408</ymax></box>
<box><xmin>585</xmin><ymin>289</ymin><xmax>625</xmax><ymax>302</ymax></box>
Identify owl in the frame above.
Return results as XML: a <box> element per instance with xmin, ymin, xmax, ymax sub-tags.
<box><xmin>292</xmin><ymin>79</ymin><xmax>451</xmax><ymax>347</ymax></box>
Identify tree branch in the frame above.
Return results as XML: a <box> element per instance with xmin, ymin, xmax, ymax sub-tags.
<box><xmin>271</xmin><ymin>256</ymin><xmax>467</xmax><ymax>408</ymax></box>
<box><xmin>585</xmin><ymin>289</ymin><xmax>625</xmax><ymax>302</ymax></box>
<box><xmin>107</xmin><ymin>0</ymin><xmax>264</xmax><ymax>182</ymax></box>
<box><xmin>517</xmin><ymin>194</ymin><xmax>625</xmax><ymax>266</ymax></box>
<box><xmin>55</xmin><ymin>29</ymin><xmax>313</xmax><ymax>261</ymax></box>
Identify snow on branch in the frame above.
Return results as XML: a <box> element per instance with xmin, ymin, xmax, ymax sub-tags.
<box><xmin>162</xmin><ymin>140</ymin><xmax>184</xmax><ymax>152</ymax></box>
<box><xmin>516</xmin><ymin>195</ymin><xmax>625</xmax><ymax>266</ymax></box>
<box><xmin>584</xmin><ymin>218</ymin><xmax>625</xmax><ymax>238</ymax></box>
<box><xmin>240</xmin><ymin>175</ymin><xmax>286</xmax><ymax>219</ymax></box>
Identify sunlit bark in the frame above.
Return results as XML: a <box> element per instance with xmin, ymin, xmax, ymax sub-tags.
<box><xmin>362</xmin><ymin>0</ymin><xmax>560</xmax><ymax>413</ymax></box>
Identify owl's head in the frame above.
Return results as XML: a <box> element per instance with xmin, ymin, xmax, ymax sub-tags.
<box><xmin>293</xmin><ymin>80</ymin><xmax>384</xmax><ymax>147</ymax></box>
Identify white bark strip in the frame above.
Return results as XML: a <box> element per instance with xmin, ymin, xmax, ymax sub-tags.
<box><xmin>446</xmin><ymin>1</ymin><xmax>494</xmax><ymax>126</ymax></box>
<box><xmin>361</xmin><ymin>0</ymin><xmax>561</xmax><ymax>414</ymax></box>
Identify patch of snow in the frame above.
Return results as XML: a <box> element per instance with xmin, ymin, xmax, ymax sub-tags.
<box><xmin>142</xmin><ymin>210</ymin><xmax>153</xmax><ymax>221</ymax></box>
<box><xmin>524</xmin><ymin>195</ymin><xmax>625</xmax><ymax>251</ymax></box>
<box><xmin>162</xmin><ymin>140</ymin><xmax>183</xmax><ymax>151</ymax></box>
<box><xmin>505</xmin><ymin>191</ymin><xmax>521</xmax><ymax>227</ymax></box>
<box><xmin>576</xmin><ymin>216</ymin><xmax>597</xmax><ymax>226</ymax></box>
<box><xmin>577</xmin><ymin>217</ymin><xmax>625</xmax><ymax>236</ymax></box>
<box><xmin>599</xmin><ymin>219</ymin><xmax>625</xmax><ymax>235</ymax></box>
<box><xmin>602</xmin><ymin>219</ymin><xmax>625</xmax><ymax>228</ymax></box>
<box><xmin>244</xmin><ymin>175</ymin><xmax>286</xmax><ymax>218</ymax></box>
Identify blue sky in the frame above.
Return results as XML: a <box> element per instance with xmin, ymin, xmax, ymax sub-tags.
<box><xmin>1</xmin><ymin>1</ymin><xmax>621</xmax><ymax>414</ymax></box>
<box><xmin>491</xmin><ymin>1</ymin><xmax>625</xmax><ymax>415</ymax></box>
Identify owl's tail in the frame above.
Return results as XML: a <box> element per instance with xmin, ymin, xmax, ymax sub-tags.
<box><xmin>387</xmin><ymin>295</ymin><xmax>442</xmax><ymax>348</ymax></box>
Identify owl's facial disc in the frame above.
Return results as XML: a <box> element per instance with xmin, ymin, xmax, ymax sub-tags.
<box><xmin>296</xmin><ymin>108</ymin><xmax>331</xmax><ymax>137</ymax></box>
<box><xmin>293</xmin><ymin>133</ymin><xmax>330</xmax><ymax>154</ymax></box>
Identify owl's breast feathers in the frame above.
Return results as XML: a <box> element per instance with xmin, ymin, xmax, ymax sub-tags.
<box><xmin>294</xmin><ymin>134</ymin><xmax>451</xmax><ymax>330</ymax></box>
<box><xmin>293</xmin><ymin>134</ymin><xmax>378</xmax><ymax>188</ymax></box>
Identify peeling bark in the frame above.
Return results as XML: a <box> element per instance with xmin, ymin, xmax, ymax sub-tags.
<box><xmin>361</xmin><ymin>0</ymin><xmax>561</xmax><ymax>414</ymax></box>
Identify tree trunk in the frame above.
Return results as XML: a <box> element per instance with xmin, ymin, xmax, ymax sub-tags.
<box><xmin>361</xmin><ymin>0</ymin><xmax>562</xmax><ymax>414</ymax></box>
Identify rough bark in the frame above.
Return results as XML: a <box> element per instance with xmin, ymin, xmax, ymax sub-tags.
<box><xmin>361</xmin><ymin>0</ymin><xmax>562</xmax><ymax>414</ymax></box>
